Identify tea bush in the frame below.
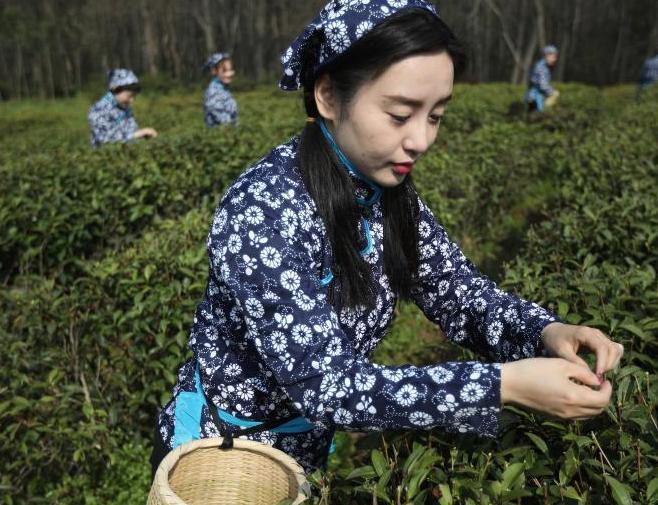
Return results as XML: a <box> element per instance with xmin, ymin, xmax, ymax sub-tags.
<box><xmin>1</xmin><ymin>84</ymin><xmax>656</xmax><ymax>504</ymax></box>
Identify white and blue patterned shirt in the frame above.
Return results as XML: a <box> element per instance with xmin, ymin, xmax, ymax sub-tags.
<box><xmin>640</xmin><ymin>55</ymin><xmax>658</xmax><ymax>89</ymax></box>
<box><xmin>527</xmin><ymin>58</ymin><xmax>555</xmax><ymax>98</ymax></box>
<box><xmin>88</xmin><ymin>92</ymin><xmax>138</xmax><ymax>148</ymax></box>
<box><xmin>203</xmin><ymin>79</ymin><xmax>238</xmax><ymax>127</ymax></box>
<box><xmin>158</xmin><ymin>137</ymin><xmax>558</xmax><ymax>471</ymax></box>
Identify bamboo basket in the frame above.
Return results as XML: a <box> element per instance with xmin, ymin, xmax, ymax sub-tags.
<box><xmin>147</xmin><ymin>438</ymin><xmax>310</xmax><ymax>505</ymax></box>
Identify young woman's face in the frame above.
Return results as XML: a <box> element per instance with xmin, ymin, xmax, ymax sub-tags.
<box><xmin>321</xmin><ymin>51</ymin><xmax>454</xmax><ymax>188</ymax></box>
<box><xmin>545</xmin><ymin>53</ymin><xmax>559</xmax><ymax>66</ymax></box>
<box><xmin>114</xmin><ymin>90</ymin><xmax>137</xmax><ymax>108</ymax></box>
<box><xmin>214</xmin><ymin>59</ymin><xmax>236</xmax><ymax>85</ymax></box>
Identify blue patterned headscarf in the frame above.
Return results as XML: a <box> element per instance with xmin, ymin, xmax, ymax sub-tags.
<box><xmin>279</xmin><ymin>0</ymin><xmax>439</xmax><ymax>91</ymax></box>
<box><xmin>542</xmin><ymin>45</ymin><xmax>559</xmax><ymax>56</ymax></box>
<box><xmin>204</xmin><ymin>52</ymin><xmax>231</xmax><ymax>71</ymax></box>
<box><xmin>107</xmin><ymin>69</ymin><xmax>139</xmax><ymax>91</ymax></box>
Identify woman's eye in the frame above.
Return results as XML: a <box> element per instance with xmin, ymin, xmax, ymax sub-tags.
<box><xmin>429</xmin><ymin>115</ymin><xmax>443</xmax><ymax>125</ymax></box>
<box><xmin>389</xmin><ymin>113</ymin><xmax>410</xmax><ymax>123</ymax></box>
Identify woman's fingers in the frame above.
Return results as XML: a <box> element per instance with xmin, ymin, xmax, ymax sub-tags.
<box><xmin>557</xmin><ymin>378</ymin><xmax>612</xmax><ymax>419</ymax></box>
<box><xmin>501</xmin><ymin>358</ymin><xmax>614</xmax><ymax>421</ymax></box>
<box><xmin>567</xmin><ymin>361</ymin><xmax>600</xmax><ymax>388</ymax></box>
<box><xmin>610</xmin><ymin>342</ymin><xmax>624</xmax><ymax>369</ymax></box>
<box><xmin>574</xmin><ymin>328</ymin><xmax>624</xmax><ymax>375</ymax></box>
<box><xmin>596</xmin><ymin>338</ymin><xmax>624</xmax><ymax>375</ymax></box>
<box><xmin>560</xmin><ymin>347</ymin><xmax>591</xmax><ymax>370</ymax></box>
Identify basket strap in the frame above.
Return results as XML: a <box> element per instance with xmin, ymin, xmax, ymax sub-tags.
<box><xmin>202</xmin><ymin>385</ymin><xmax>301</xmax><ymax>450</ymax></box>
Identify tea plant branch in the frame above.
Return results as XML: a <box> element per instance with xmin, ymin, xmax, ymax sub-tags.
<box><xmin>591</xmin><ymin>432</ymin><xmax>615</xmax><ymax>473</ymax></box>
<box><xmin>634</xmin><ymin>374</ymin><xmax>658</xmax><ymax>432</ymax></box>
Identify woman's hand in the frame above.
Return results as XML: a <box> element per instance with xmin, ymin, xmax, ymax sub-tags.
<box><xmin>501</xmin><ymin>358</ymin><xmax>612</xmax><ymax>420</ymax></box>
<box><xmin>134</xmin><ymin>127</ymin><xmax>159</xmax><ymax>139</ymax></box>
<box><xmin>540</xmin><ymin>322</ymin><xmax>624</xmax><ymax>379</ymax></box>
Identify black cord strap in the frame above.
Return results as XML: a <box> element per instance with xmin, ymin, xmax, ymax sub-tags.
<box><xmin>203</xmin><ymin>387</ymin><xmax>299</xmax><ymax>450</ymax></box>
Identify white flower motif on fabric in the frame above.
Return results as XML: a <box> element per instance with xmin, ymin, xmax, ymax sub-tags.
<box><xmin>382</xmin><ymin>369</ymin><xmax>404</xmax><ymax>383</ymax></box>
<box><xmin>268</xmin><ymin>331</ymin><xmax>287</xmax><ymax>353</ymax></box>
<box><xmin>428</xmin><ymin>366</ymin><xmax>454</xmax><ymax>384</ymax></box>
<box><xmin>460</xmin><ymin>382</ymin><xmax>486</xmax><ymax>403</ymax></box>
<box><xmin>325</xmin><ymin>20</ymin><xmax>350</xmax><ymax>52</ymax></box>
<box><xmin>241</xmin><ymin>255</ymin><xmax>258</xmax><ymax>275</ymax></box>
<box><xmin>437</xmin><ymin>393</ymin><xmax>458</xmax><ymax>412</ymax></box>
<box><xmin>245</xmin><ymin>298</ymin><xmax>264</xmax><ymax>318</ymax></box>
<box><xmin>294</xmin><ymin>291</ymin><xmax>316</xmax><ymax>311</ymax></box>
<box><xmin>235</xmin><ymin>383</ymin><xmax>255</xmax><ymax>400</ymax></box>
<box><xmin>281</xmin><ymin>436</ymin><xmax>297</xmax><ymax>451</ymax></box>
<box><xmin>409</xmin><ymin>411</ymin><xmax>433</xmax><ymax>427</ymax></box>
<box><xmin>356</xmin><ymin>395</ymin><xmax>377</xmax><ymax>414</ymax></box>
<box><xmin>225</xmin><ymin>363</ymin><xmax>242</xmax><ymax>376</ymax></box>
<box><xmin>313</xmin><ymin>319</ymin><xmax>334</xmax><ymax>339</ymax></box>
<box><xmin>274</xmin><ymin>311</ymin><xmax>293</xmax><ymax>329</ymax></box>
<box><xmin>244</xmin><ymin>206</ymin><xmax>264</xmax><ymax>225</ymax></box>
<box><xmin>280</xmin><ymin>270</ymin><xmax>301</xmax><ymax>291</ymax></box>
<box><xmin>334</xmin><ymin>408</ymin><xmax>353</xmax><ymax>424</ymax></box>
<box><xmin>248</xmin><ymin>230</ymin><xmax>268</xmax><ymax>248</ymax></box>
<box><xmin>260</xmin><ymin>246</ymin><xmax>282</xmax><ymax>269</ymax></box>
<box><xmin>326</xmin><ymin>336</ymin><xmax>343</xmax><ymax>356</ymax></box>
<box><xmin>279</xmin><ymin>352</ymin><xmax>295</xmax><ymax>372</ymax></box>
<box><xmin>355</xmin><ymin>20</ymin><xmax>373</xmax><ymax>39</ymax></box>
<box><xmin>292</xmin><ymin>324</ymin><xmax>313</xmax><ymax>345</ymax></box>
<box><xmin>487</xmin><ymin>320</ymin><xmax>503</xmax><ymax>345</ymax></box>
<box><xmin>355</xmin><ymin>373</ymin><xmax>376</xmax><ymax>391</ymax></box>
<box><xmin>394</xmin><ymin>384</ymin><xmax>419</xmax><ymax>407</ymax></box>
<box><xmin>227</xmin><ymin>234</ymin><xmax>242</xmax><ymax>254</ymax></box>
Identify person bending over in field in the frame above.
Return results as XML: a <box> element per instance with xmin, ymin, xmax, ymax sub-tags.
<box><xmin>639</xmin><ymin>51</ymin><xmax>658</xmax><ymax>92</ymax></box>
<box><xmin>203</xmin><ymin>52</ymin><xmax>238</xmax><ymax>127</ymax></box>
<box><xmin>88</xmin><ymin>69</ymin><xmax>158</xmax><ymax>148</ymax></box>
<box><xmin>526</xmin><ymin>45</ymin><xmax>560</xmax><ymax>112</ymax></box>
<box><xmin>151</xmin><ymin>0</ymin><xmax>623</xmax><ymax>475</ymax></box>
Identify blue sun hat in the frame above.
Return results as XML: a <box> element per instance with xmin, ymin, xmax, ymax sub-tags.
<box><xmin>543</xmin><ymin>45</ymin><xmax>559</xmax><ymax>56</ymax></box>
<box><xmin>107</xmin><ymin>69</ymin><xmax>139</xmax><ymax>91</ymax></box>
<box><xmin>204</xmin><ymin>52</ymin><xmax>231</xmax><ymax>72</ymax></box>
<box><xmin>279</xmin><ymin>0</ymin><xmax>439</xmax><ymax>91</ymax></box>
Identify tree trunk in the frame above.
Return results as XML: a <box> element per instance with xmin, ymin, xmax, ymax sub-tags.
<box><xmin>141</xmin><ymin>0</ymin><xmax>159</xmax><ymax>76</ymax></box>
<box><xmin>533</xmin><ymin>0</ymin><xmax>547</xmax><ymax>51</ymax></box>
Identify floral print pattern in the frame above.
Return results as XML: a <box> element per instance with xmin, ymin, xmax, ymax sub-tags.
<box><xmin>204</xmin><ymin>79</ymin><xmax>238</xmax><ymax>127</ymax></box>
<box><xmin>526</xmin><ymin>58</ymin><xmax>555</xmax><ymax>102</ymax></box>
<box><xmin>279</xmin><ymin>0</ymin><xmax>439</xmax><ymax>91</ymax></box>
<box><xmin>88</xmin><ymin>92</ymin><xmax>138</xmax><ymax>148</ymax></box>
<box><xmin>640</xmin><ymin>54</ymin><xmax>658</xmax><ymax>89</ymax></box>
<box><xmin>157</xmin><ymin>137</ymin><xmax>558</xmax><ymax>472</ymax></box>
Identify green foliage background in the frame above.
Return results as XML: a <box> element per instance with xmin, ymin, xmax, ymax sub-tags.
<box><xmin>1</xmin><ymin>83</ymin><xmax>657</xmax><ymax>504</ymax></box>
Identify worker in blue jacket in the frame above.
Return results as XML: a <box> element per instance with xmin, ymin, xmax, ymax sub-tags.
<box><xmin>152</xmin><ymin>1</ymin><xmax>623</xmax><ymax>475</ymax></box>
<box><xmin>203</xmin><ymin>52</ymin><xmax>239</xmax><ymax>127</ymax></box>
<box><xmin>526</xmin><ymin>46</ymin><xmax>560</xmax><ymax>112</ymax></box>
<box><xmin>88</xmin><ymin>69</ymin><xmax>157</xmax><ymax>147</ymax></box>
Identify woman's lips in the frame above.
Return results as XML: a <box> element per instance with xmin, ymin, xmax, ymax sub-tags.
<box><xmin>392</xmin><ymin>162</ymin><xmax>414</xmax><ymax>175</ymax></box>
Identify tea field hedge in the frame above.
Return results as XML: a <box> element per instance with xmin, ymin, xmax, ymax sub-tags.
<box><xmin>1</xmin><ymin>84</ymin><xmax>656</xmax><ymax>504</ymax></box>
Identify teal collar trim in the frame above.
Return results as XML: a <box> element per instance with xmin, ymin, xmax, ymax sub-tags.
<box><xmin>318</xmin><ymin>118</ymin><xmax>382</xmax><ymax>207</ymax></box>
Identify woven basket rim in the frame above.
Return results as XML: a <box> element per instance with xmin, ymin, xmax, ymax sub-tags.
<box><xmin>150</xmin><ymin>437</ymin><xmax>309</xmax><ymax>505</ymax></box>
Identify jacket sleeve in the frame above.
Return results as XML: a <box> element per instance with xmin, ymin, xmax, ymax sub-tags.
<box><xmin>88</xmin><ymin>103</ymin><xmax>135</xmax><ymax>146</ymax></box>
<box><xmin>536</xmin><ymin>62</ymin><xmax>555</xmax><ymax>96</ymax></box>
<box><xmin>199</xmin><ymin>177</ymin><xmax>503</xmax><ymax>437</ymax></box>
<box><xmin>204</xmin><ymin>86</ymin><xmax>237</xmax><ymax>127</ymax></box>
<box><xmin>411</xmin><ymin>197</ymin><xmax>559</xmax><ymax>363</ymax></box>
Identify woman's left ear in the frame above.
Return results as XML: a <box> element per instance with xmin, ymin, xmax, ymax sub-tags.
<box><xmin>314</xmin><ymin>74</ymin><xmax>339</xmax><ymax>122</ymax></box>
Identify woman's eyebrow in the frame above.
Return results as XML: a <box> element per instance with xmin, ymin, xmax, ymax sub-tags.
<box><xmin>383</xmin><ymin>94</ymin><xmax>453</xmax><ymax>108</ymax></box>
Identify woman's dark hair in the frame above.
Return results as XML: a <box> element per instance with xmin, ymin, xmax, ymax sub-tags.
<box><xmin>298</xmin><ymin>8</ymin><xmax>466</xmax><ymax>308</ymax></box>
<box><xmin>112</xmin><ymin>83</ymin><xmax>142</xmax><ymax>94</ymax></box>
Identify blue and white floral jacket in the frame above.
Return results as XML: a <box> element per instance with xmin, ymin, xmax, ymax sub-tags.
<box><xmin>158</xmin><ymin>136</ymin><xmax>557</xmax><ymax>461</ymax></box>
<box><xmin>203</xmin><ymin>79</ymin><xmax>238</xmax><ymax>127</ymax></box>
<box><xmin>88</xmin><ymin>92</ymin><xmax>138</xmax><ymax>148</ymax></box>
<box><xmin>526</xmin><ymin>58</ymin><xmax>555</xmax><ymax>100</ymax></box>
